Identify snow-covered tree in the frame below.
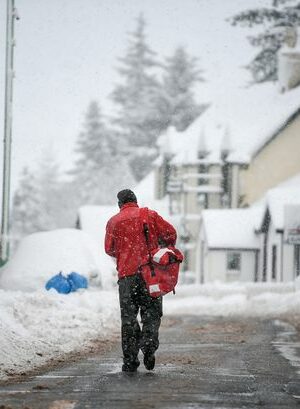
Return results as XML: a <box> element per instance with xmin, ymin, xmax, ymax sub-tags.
<box><xmin>111</xmin><ymin>14</ymin><xmax>162</xmax><ymax>179</ymax></box>
<box><xmin>11</xmin><ymin>154</ymin><xmax>70</xmax><ymax>242</ymax></box>
<box><xmin>36</xmin><ymin>152</ymin><xmax>68</xmax><ymax>231</ymax></box>
<box><xmin>11</xmin><ymin>167</ymin><xmax>41</xmax><ymax>240</ymax></box>
<box><xmin>71</xmin><ymin>101</ymin><xmax>136</xmax><ymax>205</ymax></box>
<box><xmin>229</xmin><ymin>0</ymin><xmax>300</xmax><ymax>83</ymax></box>
<box><xmin>159</xmin><ymin>46</ymin><xmax>205</xmax><ymax>131</ymax></box>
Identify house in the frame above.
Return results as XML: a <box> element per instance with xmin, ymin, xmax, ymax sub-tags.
<box><xmin>199</xmin><ymin>175</ymin><xmax>300</xmax><ymax>283</ymax></box>
<box><xmin>154</xmin><ymin>27</ymin><xmax>300</xmax><ymax>278</ymax></box>
<box><xmin>199</xmin><ymin>207</ymin><xmax>262</xmax><ymax>283</ymax></box>
<box><xmin>256</xmin><ymin>185</ymin><xmax>300</xmax><ymax>283</ymax></box>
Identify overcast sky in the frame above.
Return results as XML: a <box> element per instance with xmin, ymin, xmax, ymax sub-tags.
<box><xmin>0</xmin><ymin>0</ymin><xmax>268</xmax><ymax>192</ymax></box>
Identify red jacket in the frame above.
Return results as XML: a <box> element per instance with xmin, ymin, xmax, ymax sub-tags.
<box><xmin>104</xmin><ymin>202</ymin><xmax>177</xmax><ymax>279</ymax></box>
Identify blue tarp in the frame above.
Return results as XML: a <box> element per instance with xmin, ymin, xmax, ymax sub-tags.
<box><xmin>45</xmin><ymin>272</ymin><xmax>88</xmax><ymax>294</ymax></box>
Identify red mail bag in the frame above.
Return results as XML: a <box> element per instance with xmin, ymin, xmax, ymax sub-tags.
<box><xmin>139</xmin><ymin>208</ymin><xmax>184</xmax><ymax>298</ymax></box>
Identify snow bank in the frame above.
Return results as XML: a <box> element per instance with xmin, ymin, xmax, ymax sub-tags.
<box><xmin>164</xmin><ymin>282</ymin><xmax>300</xmax><ymax>317</ymax></box>
<box><xmin>0</xmin><ymin>229</ymin><xmax>103</xmax><ymax>292</ymax></box>
<box><xmin>0</xmin><ymin>229</ymin><xmax>122</xmax><ymax>381</ymax></box>
<box><xmin>77</xmin><ymin>206</ymin><xmax>118</xmax><ymax>288</ymax></box>
<box><xmin>0</xmin><ymin>288</ymin><xmax>119</xmax><ymax>381</ymax></box>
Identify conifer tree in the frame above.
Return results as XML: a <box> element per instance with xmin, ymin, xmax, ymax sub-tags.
<box><xmin>11</xmin><ymin>155</ymin><xmax>68</xmax><ymax>243</ymax></box>
<box><xmin>111</xmin><ymin>14</ymin><xmax>161</xmax><ymax>179</ymax></box>
<box><xmin>71</xmin><ymin>101</ymin><xmax>135</xmax><ymax>204</ymax></box>
<box><xmin>11</xmin><ymin>167</ymin><xmax>41</xmax><ymax>240</ymax></box>
<box><xmin>159</xmin><ymin>46</ymin><xmax>205</xmax><ymax>131</ymax></box>
<box><xmin>36</xmin><ymin>152</ymin><xmax>66</xmax><ymax>231</ymax></box>
<box><xmin>229</xmin><ymin>0</ymin><xmax>300</xmax><ymax>82</ymax></box>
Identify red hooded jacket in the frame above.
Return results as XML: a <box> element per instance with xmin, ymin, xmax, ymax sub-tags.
<box><xmin>104</xmin><ymin>202</ymin><xmax>177</xmax><ymax>279</ymax></box>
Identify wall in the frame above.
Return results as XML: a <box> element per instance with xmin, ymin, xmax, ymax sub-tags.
<box><xmin>261</xmin><ymin>219</ymin><xmax>298</xmax><ymax>282</ymax></box>
<box><xmin>203</xmin><ymin>249</ymin><xmax>257</xmax><ymax>283</ymax></box>
<box><xmin>257</xmin><ymin>233</ymin><xmax>265</xmax><ymax>282</ymax></box>
<box><xmin>231</xmin><ymin>164</ymin><xmax>240</xmax><ymax>208</ymax></box>
<box><xmin>239</xmin><ymin>113</ymin><xmax>300</xmax><ymax>205</ymax></box>
<box><xmin>265</xmin><ymin>222</ymin><xmax>283</xmax><ymax>282</ymax></box>
<box><xmin>283</xmin><ymin>243</ymin><xmax>295</xmax><ymax>281</ymax></box>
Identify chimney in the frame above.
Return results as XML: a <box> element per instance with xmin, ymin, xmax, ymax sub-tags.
<box><xmin>197</xmin><ymin>128</ymin><xmax>209</xmax><ymax>159</ymax></box>
<box><xmin>278</xmin><ymin>26</ymin><xmax>300</xmax><ymax>93</ymax></box>
<box><xmin>220</xmin><ymin>126</ymin><xmax>232</xmax><ymax>160</ymax></box>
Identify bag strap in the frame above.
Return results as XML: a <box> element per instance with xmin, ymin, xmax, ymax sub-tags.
<box><xmin>140</xmin><ymin>207</ymin><xmax>150</xmax><ymax>245</ymax></box>
<box><xmin>140</xmin><ymin>207</ymin><xmax>156</xmax><ymax>277</ymax></box>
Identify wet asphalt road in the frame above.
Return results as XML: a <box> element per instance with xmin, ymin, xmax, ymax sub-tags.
<box><xmin>1</xmin><ymin>316</ymin><xmax>300</xmax><ymax>409</ymax></box>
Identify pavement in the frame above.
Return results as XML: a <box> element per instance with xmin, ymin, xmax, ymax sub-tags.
<box><xmin>0</xmin><ymin>316</ymin><xmax>300</xmax><ymax>409</ymax></box>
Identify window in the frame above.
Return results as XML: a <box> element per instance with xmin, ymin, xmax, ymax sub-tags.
<box><xmin>198</xmin><ymin>164</ymin><xmax>208</xmax><ymax>185</ymax></box>
<box><xmin>272</xmin><ymin>245</ymin><xmax>277</xmax><ymax>280</ymax></box>
<box><xmin>227</xmin><ymin>252</ymin><xmax>241</xmax><ymax>271</ymax></box>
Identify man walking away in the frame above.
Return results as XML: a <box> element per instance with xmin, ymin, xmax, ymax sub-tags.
<box><xmin>105</xmin><ymin>189</ymin><xmax>177</xmax><ymax>372</ymax></box>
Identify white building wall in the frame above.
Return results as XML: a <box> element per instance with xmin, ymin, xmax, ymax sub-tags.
<box><xmin>283</xmin><ymin>243</ymin><xmax>296</xmax><ymax>281</ymax></box>
<box><xmin>203</xmin><ymin>250</ymin><xmax>257</xmax><ymax>283</ymax></box>
<box><xmin>265</xmin><ymin>222</ymin><xmax>282</xmax><ymax>282</ymax></box>
<box><xmin>257</xmin><ymin>233</ymin><xmax>265</xmax><ymax>282</ymax></box>
<box><xmin>206</xmin><ymin>251</ymin><xmax>226</xmax><ymax>282</ymax></box>
<box><xmin>258</xmin><ymin>215</ymin><xmax>300</xmax><ymax>283</ymax></box>
<box><xmin>239</xmin><ymin>252</ymin><xmax>257</xmax><ymax>282</ymax></box>
<box><xmin>231</xmin><ymin>164</ymin><xmax>240</xmax><ymax>208</ymax></box>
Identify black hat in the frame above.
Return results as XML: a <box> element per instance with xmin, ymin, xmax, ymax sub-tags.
<box><xmin>117</xmin><ymin>189</ymin><xmax>137</xmax><ymax>207</ymax></box>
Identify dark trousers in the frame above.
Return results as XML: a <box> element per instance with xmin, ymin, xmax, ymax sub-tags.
<box><xmin>118</xmin><ymin>274</ymin><xmax>163</xmax><ymax>366</ymax></box>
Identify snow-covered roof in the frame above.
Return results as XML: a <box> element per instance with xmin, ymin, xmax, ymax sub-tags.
<box><xmin>156</xmin><ymin>126</ymin><xmax>185</xmax><ymax>158</ymax></box>
<box><xmin>169</xmin><ymin>82</ymin><xmax>300</xmax><ymax>166</ymax></box>
<box><xmin>202</xmin><ymin>207</ymin><xmax>263</xmax><ymax>250</ymax></box>
<box><xmin>264</xmin><ymin>187</ymin><xmax>300</xmax><ymax>230</ymax></box>
<box><xmin>253</xmin><ymin>171</ymin><xmax>300</xmax><ymax>231</ymax></box>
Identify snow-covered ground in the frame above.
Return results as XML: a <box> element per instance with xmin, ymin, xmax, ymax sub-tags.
<box><xmin>0</xmin><ymin>229</ymin><xmax>119</xmax><ymax>381</ymax></box>
<box><xmin>1</xmin><ymin>229</ymin><xmax>300</xmax><ymax>382</ymax></box>
<box><xmin>1</xmin><ymin>281</ymin><xmax>300</xmax><ymax>382</ymax></box>
<box><xmin>164</xmin><ymin>281</ymin><xmax>300</xmax><ymax>317</ymax></box>
<box><xmin>0</xmin><ymin>287</ymin><xmax>119</xmax><ymax>382</ymax></box>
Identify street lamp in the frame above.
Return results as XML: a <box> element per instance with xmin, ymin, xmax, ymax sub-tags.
<box><xmin>0</xmin><ymin>0</ymin><xmax>19</xmax><ymax>266</ymax></box>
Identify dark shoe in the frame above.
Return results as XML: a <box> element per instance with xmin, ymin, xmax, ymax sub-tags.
<box><xmin>122</xmin><ymin>364</ymin><xmax>137</xmax><ymax>373</ymax></box>
<box><xmin>144</xmin><ymin>353</ymin><xmax>155</xmax><ymax>370</ymax></box>
<box><xmin>122</xmin><ymin>359</ymin><xmax>140</xmax><ymax>373</ymax></box>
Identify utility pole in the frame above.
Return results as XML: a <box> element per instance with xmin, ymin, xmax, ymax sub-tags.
<box><xmin>0</xmin><ymin>0</ymin><xmax>19</xmax><ymax>266</ymax></box>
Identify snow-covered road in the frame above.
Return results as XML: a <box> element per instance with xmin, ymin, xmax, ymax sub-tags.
<box><xmin>1</xmin><ymin>316</ymin><xmax>300</xmax><ymax>408</ymax></box>
<box><xmin>1</xmin><ymin>281</ymin><xmax>300</xmax><ymax>383</ymax></box>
